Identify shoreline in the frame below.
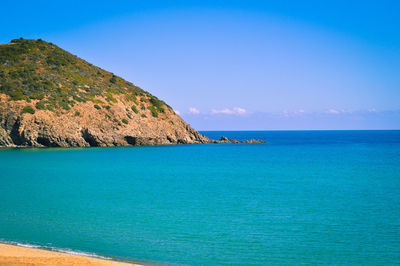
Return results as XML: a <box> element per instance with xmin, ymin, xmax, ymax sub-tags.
<box><xmin>0</xmin><ymin>242</ymin><xmax>144</xmax><ymax>266</ymax></box>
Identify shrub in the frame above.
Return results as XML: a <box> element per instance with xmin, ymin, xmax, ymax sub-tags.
<box><xmin>75</xmin><ymin>111</ymin><xmax>80</xmax><ymax>116</ymax></box>
<box><xmin>131</xmin><ymin>105</ymin><xmax>138</xmax><ymax>114</ymax></box>
<box><xmin>31</xmin><ymin>93</ymin><xmax>44</xmax><ymax>100</ymax></box>
<box><xmin>147</xmin><ymin>106</ymin><xmax>158</xmax><ymax>117</ymax></box>
<box><xmin>141</xmin><ymin>114</ymin><xmax>147</xmax><ymax>118</ymax></box>
<box><xmin>94</xmin><ymin>104</ymin><xmax>101</xmax><ymax>110</ymax></box>
<box><xmin>73</xmin><ymin>95</ymin><xmax>86</xmax><ymax>102</ymax></box>
<box><xmin>104</xmin><ymin>105</ymin><xmax>111</xmax><ymax>110</ymax></box>
<box><xmin>45</xmin><ymin>104</ymin><xmax>54</xmax><ymax>111</ymax></box>
<box><xmin>35</xmin><ymin>101</ymin><xmax>46</xmax><ymax>110</ymax></box>
<box><xmin>59</xmin><ymin>101</ymin><xmax>71</xmax><ymax>110</ymax></box>
<box><xmin>127</xmin><ymin>113</ymin><xmax>132</xmax><ymax>119</ymax></box>
<box><xmin>21</xmin><ymin>106</ymin><xmax>35</xmax><ymax>114</ymax></box>
<box><xmin>122</xmin><ymin>118</ymin><xmax>128</xmax><ymax>124</ymax></box>
<box><xmin>149</xmin><ymin>97</ymin><xmax>165</xmax><ymax>113</ymax></box>
<box><xmin>157</xmin><ymin>106</ymin><xmax>165</xmax><ymax>113</ymax></box>
<box><xmin>93</xmin><ymin>99</ymin><xmax>104</xmax><ymax>104</ymax></box>
<box><xmin>109</xmin><ymin>75</ymin><xmax>117</xmax><ymax>84</ymax></box>
<box><xmin>9</xmin><ymin>90</ymin><xmax>26</xmax><ymax>101</ymax></box>
<box><xmin>125</xmin><ymin>93</ymin><xmax>137</xmax><ymax>103</ymax></box>
<box><xmin>105</xmin><ymin>94</ymin><xmax>117</xmax><ymax>103</ymax></box>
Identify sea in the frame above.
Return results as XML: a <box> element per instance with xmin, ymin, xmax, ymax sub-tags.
<box><xmin>0</xmin><ymin>130</ymin><xmax>399</xmax><ymax>265</ymax></box>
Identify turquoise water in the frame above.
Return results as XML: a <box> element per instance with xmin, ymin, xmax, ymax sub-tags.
<box><xmin>0</xmin><ymin>130</ymin><xmax>399</xmax><ymax>265</ymax></box>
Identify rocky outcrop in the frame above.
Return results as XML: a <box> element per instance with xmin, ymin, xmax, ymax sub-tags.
<box><xmin>211</xmin><ymin>136</ymin><xmax>266</xmax><ymax>144</ymax></box>
<box><xmin>0</xmin><ymin>94</ymin><xmax>210</xmax><ymax>147</ymax></box>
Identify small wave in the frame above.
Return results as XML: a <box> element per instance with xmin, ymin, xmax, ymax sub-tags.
<box><xmin>0</xmin><ymin>240</ymin><xmax>111</xmax><ymax>260</ymax></box>
<box><xmin>52</xmin><ymin>248</ymin><xmax>110</xmax><ymax>260</ymax></box>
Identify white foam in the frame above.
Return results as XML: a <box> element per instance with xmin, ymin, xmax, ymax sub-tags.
<box><xmin>0</xmin><ymin>240</ymin><xmax>110</xmax><ymax>260</ymax></box>
<box><xmin>52</xmin><ymin>248</ymin><xmax>110</xmax><ymax>260</ymax></box>
<box><xmin>16</xmin><ymin>243</ymin><xmax>41</xmax><ymax>249</ymax></box>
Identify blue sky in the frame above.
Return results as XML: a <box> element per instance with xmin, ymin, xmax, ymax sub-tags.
<box><xmin>1</xmin><ymin>0</ymin><xmax>399</xmax><ymax>130</ymax></box>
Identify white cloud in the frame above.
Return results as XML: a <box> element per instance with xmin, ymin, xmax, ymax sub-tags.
<box><xmin>296</xmin><ymin>109</ymin><xmax>305</xmax><ymax>113</ymax></box>
<box><xmin>233</xmin><ymin>107</ymin><xmax>247</xmax><ymax>114</ymax></box>
<box><xmin>211</xmin><ymin>108</ymin><xmax>233</xmax><ymax>115</ymax></box>
<box><xmin>175</xmin><ymin>110</ymin><xmax>181</xmax><ymax>115</ymax></box>
<box><xmin>340</xmin><ymin>109</ymin><xmax>353</xmax><ymax>114</ymax></box>
<box><xmin>279</xmin><ymin>109</ymin><xmax>307</xmax><ymax>117</ymax></box>
<box><xmin>211</xmin><ymin>107</ymin><xmax>247</xmax><ymax>115</ymax></box>
<box><xmin>189</xmin><ymin>107</ymin><xmax>200</xmax><ymax>114</ymax></box>
<box><xmin>326</xmin><ymin>109</ymin><xmax>340</xmax><ymax>114</ymax></box>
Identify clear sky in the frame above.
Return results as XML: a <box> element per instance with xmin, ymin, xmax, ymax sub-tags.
<box><xmin>1</xmin><ymin>0</ymin><xmax>399</xmax><ymax>130</ymax></box>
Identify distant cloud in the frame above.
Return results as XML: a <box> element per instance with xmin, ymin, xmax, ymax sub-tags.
<box><xmin>189</xmin><ymin>107</ymin><xmax>200</xmax><ymax>114</ymax></box>
<box><xmin>175</xmin><ymin>110</ymin><xmax>181</xmax><ymax>115</ymax></box>
<box><xmin>340</xmin><ymin>109</ymin><xmax>353</xmax><ymax>114</ymax></box>
<box><xmin>184</xmin><ymin>109</ymin><xmax>400</xmax><ymax>130</ymax></box>
<box><xmin>211</xmin><ymin>108</ymin><xmax>233</xmax><ymax>115</ymax></box>
<box><xmin>233</xmin><ymin>107</ymin><xmax>247</xmax><ymax>114</ymax></box>
<box><xmin>283</xmin><ymin>109</ymin><xmax>306</xmax><ymax>117</ymax></box>
<box><xmin>211</xmin><ymin>107</ymin><xmax>247</xmax><ymax>115</ymax></box>
<box><xmin>326</xmin><ymin>109</ymin><xmax>340</xmax><ymax>114</ymax></box>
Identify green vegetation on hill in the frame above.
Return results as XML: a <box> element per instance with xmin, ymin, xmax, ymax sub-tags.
<box><xmin>0</xmin><ymin>38</ymin><xmax>169</xmax><ymax>112</ymax></box>
<box><xmin>21</xmin><ymin>105</ymin><xmax>35</xmax><ymax>114</ymax></box>
<box><xmin>147</xmin><ymin>105</ymin><xmax>158</xmax><ymax>117</ymax></box>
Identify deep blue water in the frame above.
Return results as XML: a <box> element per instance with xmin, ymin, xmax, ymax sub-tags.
<box><xmin>0</xmin><ymin>130</ymin><xmax>399</xmax><ymax>265</ymax></box>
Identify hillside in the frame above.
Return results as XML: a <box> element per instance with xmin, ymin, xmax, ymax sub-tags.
<box><xmin>0</xmin><ymin>38</ymin><xmax>209</xmax><ymax>147</ymax></box>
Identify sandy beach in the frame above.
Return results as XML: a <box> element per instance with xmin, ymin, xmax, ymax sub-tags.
<box><xmin>0</xmin><ymin>243</ymin><xmax>142</xmax><ymax>266</ymax></box>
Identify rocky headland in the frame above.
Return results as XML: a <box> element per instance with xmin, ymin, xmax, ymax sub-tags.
<box><xmin>0</xmin><ymin>38</ymin><xmax>265</xmax><ymax>147</ymax></box>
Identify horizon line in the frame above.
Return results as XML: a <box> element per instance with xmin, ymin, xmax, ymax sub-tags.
<box><xmin>198</xmin><ymin>129</ymin><xmax>400</xmax><ymax>132</ymax></box>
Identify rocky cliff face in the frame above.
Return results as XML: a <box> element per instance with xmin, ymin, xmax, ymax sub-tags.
<box><xmin>0</xmin><ymin>38</ymin><xmax>209</xmax><ymax>147</ymax></box>
<box><xmin>0</xmin><ymin>94</ymin><xmax>209</xmax><ymax>147</ymax></box>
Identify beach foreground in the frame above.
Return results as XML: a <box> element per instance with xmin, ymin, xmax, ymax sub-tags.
<box><xmin>0</xmin><ymin>244</ymin><xmax>141</xmax><ymax>266</ymax></box>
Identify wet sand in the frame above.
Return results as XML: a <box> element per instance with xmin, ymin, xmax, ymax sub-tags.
<box><xmin>0</xmin><ymin>243</ymin><xmax>142</xmax><ymax>265</ymax></box>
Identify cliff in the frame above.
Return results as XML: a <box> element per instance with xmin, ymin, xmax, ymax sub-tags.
<box><xmin>0</xmin><ymin>38</ymin><xmax>209</xmax><ymax>147</ymax></box>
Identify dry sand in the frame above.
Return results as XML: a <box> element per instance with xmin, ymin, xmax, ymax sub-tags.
<box><xmin>0</xmin><ymin>243</ymin><xmax>142</xmax><ymax>266</ymax></box>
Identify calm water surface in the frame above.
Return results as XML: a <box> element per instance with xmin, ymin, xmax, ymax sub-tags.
<box><xmin>0</xmin><ymin>131</ymin><xmax>399</xmax><ymax>265</ymax></box>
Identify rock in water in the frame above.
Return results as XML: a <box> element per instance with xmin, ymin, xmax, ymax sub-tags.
<box><xmin>0</xmin><ymin>38</ymin><xmax>209</xmax><ymax>147</ymax></box>
<box><xmin>212</xmin><ymin>136</ymin><xmax>266</xmax><ymax>144</ymax></box>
